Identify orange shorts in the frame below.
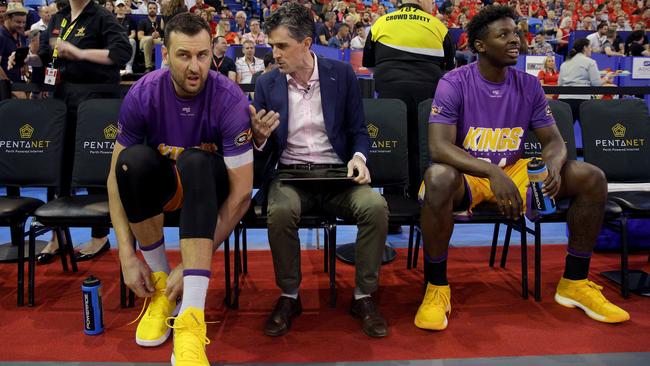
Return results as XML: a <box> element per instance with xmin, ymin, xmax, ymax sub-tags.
<box><xmin>162</xmin><ymin>166</ymin><xmax>184</xmax><ymax>212</ymax></box>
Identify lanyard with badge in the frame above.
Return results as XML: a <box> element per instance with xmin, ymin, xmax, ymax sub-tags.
<box><xmin>212</xmin><ymin>56</ymin><xmax>224</xmax><ymax>71</ymax></box>
<box><xmin>44</xmin><ymin>17</ymin><xmax>80</xmax><ymax>86</ymax></box>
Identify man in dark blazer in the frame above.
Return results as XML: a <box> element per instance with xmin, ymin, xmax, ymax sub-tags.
<box><xmin>250</xmin><ymin>2</ymin><xmax>389</xmax><ymax>339</ymax></box>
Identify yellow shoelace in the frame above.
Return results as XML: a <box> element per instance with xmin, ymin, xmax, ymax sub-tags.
<box><xmin>423</xmin><ymin>287</ymin><xmax>451</xmax><ymax>315</ymax></box>
<box><xmin>578</xmin><ymin>281</ymin><xmax>609</xmax><ymax>308</ymax></box>
<box><xmin>166</xmin><ymin>313</ymin><xmax>215</xmax><ymax>361</ymax></box>
<box><xmin>127</xmin><ymin>288</ymin><xmax>169</xmax><ymax>326</ymax></box>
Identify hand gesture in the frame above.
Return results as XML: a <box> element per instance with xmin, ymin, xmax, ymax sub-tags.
<box><xmin>7</xmin><ymin>51</ymin><xmax>16</xmax><ymax>70</ymax></box>
<box><xmin>347</xmin><ymin>155</ymin><xmax>371</xmax><ymax>184</ymax></box>
<box><xmin>120</xmin><ymin>255</ymin><xmax>155</xmax><ymax>298</ymax></box>
<box><xmin>249</xmin><ymin>104</ymin><xmax>280</xmax><ymax>147</ymax></box>
<box><xmin>541</xmin><ymin>161</ymin><xmax>562</xmax><ymax>199</ymax></box>
<box><xmin>152</xmin><ymin>31</ymin><xmax>160</xmax><ymax>39</ymax></box>
<box><xmin>488</xmin><ymin>168</ymin><xmax>523</xmax><ymax>219</ymax></box>
<box><xmin>56</xmin><ymin>40</ymin><xmax>84</xmax><ymax>60</ymax></box>
<box><xmin>165</xmin><ymin>263</ymin><xmax>184</xmax><ymax>302</ymax></box>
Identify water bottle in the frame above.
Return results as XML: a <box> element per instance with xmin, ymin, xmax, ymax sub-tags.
<box><xmin>527</xmin><ymin>158</ymin><xmax>556</xmax><ymax>215</ymax></box>
<box><xmin>82</xmin><ymin>275</ymin><xmax>104</xmax><ymax>335</ymax></box>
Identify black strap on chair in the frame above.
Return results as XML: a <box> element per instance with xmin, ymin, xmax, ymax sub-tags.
<box><xmin>363</xmin><ymin>98</ymin><xmax>409</xmax><ymax>188</ymax></box>
<box><xmin>72</xmin><ymin>99</ymin><xmax>122</xmax><ymax>188</ymax></box>
<box><xmin>581</xmin><ymin>99</ymin><xmax>650</xmax><ymax>182</ymax></box>
<box><xmin>523</xmin><ymin>100</ymin><xmax>577</xmax><ymax>161</ymax></box>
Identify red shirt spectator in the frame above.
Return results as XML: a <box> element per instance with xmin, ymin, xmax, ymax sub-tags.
<box><xmin>538</xmin><ymin>69</ymin><xmax>559</xmax><ymax>85</ymax></box>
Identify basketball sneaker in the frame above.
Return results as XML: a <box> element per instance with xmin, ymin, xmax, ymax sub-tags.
<box><xmin>135</xmin><ymin>271</ymin><xmax>179</xmax><ymax>346</ymax></box>
<box><xmin>414</xmin><ymin>284</ymin><xmax>451</xmax><ymax>330</ymax></box>
<box><xmin>555</xmin><ymin>277</ymin><xmax>630</xmax><ymax>323</ymax></box>
<box><xmin>169</xmin><ymin>307</ymin><xmax>210</xmax><ymax>366</ymax></box>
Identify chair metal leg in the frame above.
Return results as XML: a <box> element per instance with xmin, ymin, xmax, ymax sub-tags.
<box><xmin>500</xmin><ymin>224</ymin><xmax>513</xmax><ymax>268</ymax></box>
<box><xmin>329</xmin><ymin>224</ymin><xmax>337</xmax><ymax>308</ymax></box>
<box><xmin>13</xmin><ymin>222</ymin><xmax>25</xmax><ymax>306</ymax></box>
<box><xmin>233</xmin><ymin>230</ymin><xmax>241</xmax><ymax>309</ymax></box>
<box><xmin>323</xmin><ymin>227</ymin><xmax>329</xmax><ymax>273</ymax></box>
<box><xmin>413</xmin><ymin>227</ymin><xmax>421</xmax><ymax>269</ymax></box>
<box><xmin>519</xmin><ymin>218</ymin><xmax>529</xmax><ymax>299</ymax></box>
<box><xmin>63</xmin><ymin>228</ymin><xmax>77</xmax><ymax>273</ymax></box>
<box><xmin>407</xmin><ymin>223</ymin><xmax>414</xmax><ymax>270</ymax></box>
<box><xmin>242</xmin><ymin>227</ymin><xmax>248</xmax><ymax>274</ymax></box>
<box><xmin>223</xmin><ymin>238</ymin><xmax>232</xmax><ymax>307</ymax></box>
<box><xmin>489</xmin><ymin>223</ymin><xmax>500</xmax><ymax>267</ymax></box>
<box><xmin>55</xmin><ymin>228</ymin><xmax>69</xmax><ymax>272</ymax></box>
<box><xmin>620</xmin><ymin>216</ymin><xmax>629</xmax><ymax>299</ymax></box>
<box><xmin>128</xmin><ymin>287</ymin><xmax>135</xmax><ymax>307</ymax></box>
<box><xmin>534</xmin><ymin>221</ymin><xmax>541</xmax><ymax>302</ymax></box>
<box><xmin>120</xmin><ymin>268</ymin><xmax>127</xmax><ymax>308</ymax></box>
<box><xmin>28</xmin><ymin>223</ymin><xmax>36</xmax><ymax>307</ymax></box>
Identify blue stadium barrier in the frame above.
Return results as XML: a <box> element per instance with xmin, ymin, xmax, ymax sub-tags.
<box><xmin>591</xmin><ymin>54</ymin><xmax>623</xmax><ymax>86</ymax></box>
<box><xmin>618</xmin><ymin>57</ymin><xmax>650</xmax><ymax>110</ymax></box>
<box><xmin>312</xmin><ymin>44</ymin><xmax>345</xmax><ymax>61</ymax></box>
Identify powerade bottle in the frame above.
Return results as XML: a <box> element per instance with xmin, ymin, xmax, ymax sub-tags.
<box><xmin>82</xmin><ymin>276</ymin><xmax>104</xmax><ymax>335</ymax></box>
<box><xmin>527</xmin><ymin>158</ymin><xmax>556</xmax><ymax>215</ymax></box>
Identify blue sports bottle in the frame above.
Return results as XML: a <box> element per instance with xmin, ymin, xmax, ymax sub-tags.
<box><xmin>82</xmin><ymin>275</ymin><xmax>104</xmax><ymax>335</ymax></box>
<box><xmin>527</xmin><ymin>158</ymin><xmax>556</xmax><ymax>215</ymax></box>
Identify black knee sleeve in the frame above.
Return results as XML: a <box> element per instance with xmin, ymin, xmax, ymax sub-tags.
<box><xmin>176</xmin><ymin>149</ymin><xmax>228</xmax><ymax>240</ymax></box>
<box><xmin>116</xmin><ymin>144</ymin><xmax>177</xmax><ymax>223</ymax></box>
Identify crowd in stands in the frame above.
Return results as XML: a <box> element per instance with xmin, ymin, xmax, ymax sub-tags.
<box><xmin>2</xmin><ymin>0</ymin><xmax>650</xmax><ymax>87</ymax></box>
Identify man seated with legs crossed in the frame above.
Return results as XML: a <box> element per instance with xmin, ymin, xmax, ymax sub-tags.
<box><xmin>416</xmin><ymin>5</ymin><xmax>629</xmax><ymax>331</ymax></box>
<box><xmin>250</xmin><ymin>2</ymin><xmax>389</xmax><ymax>338</ymax></box>
<box><xmin>108</xmin><ymin>13</ymin><xmax>253</xmax><ymax>366</ymax></box>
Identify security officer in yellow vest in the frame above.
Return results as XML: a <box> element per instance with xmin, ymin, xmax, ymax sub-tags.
<box><xmin>363</xmin><ymin>0</ymin><xmax>454</xmax><ymax>199</ymax></box>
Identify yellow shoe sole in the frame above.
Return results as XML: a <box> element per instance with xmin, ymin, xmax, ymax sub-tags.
<box><xmin>554</xmin><ymin>293</ymin><xmax>629</xmax><ymax>323</ymax></box>
<box><xmin>414</xmin><ymin>316</ymin><xmax>448</xmax><ymax>331</ymax></box>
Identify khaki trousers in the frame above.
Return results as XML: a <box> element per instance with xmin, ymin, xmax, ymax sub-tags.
<box><xmin>266</xmin><ymin>167</ymin><xmax>388</xmax><ymax>294</ymax></box>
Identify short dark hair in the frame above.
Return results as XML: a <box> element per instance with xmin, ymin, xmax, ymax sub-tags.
<box><xmin>467</xmin><ymin>5</ymin><xmax>518</xmax><ymax>53</ymax></box>
<box><xmin>212</xmin><ymin>35</ymin><xmax>225</xmax><ymax>46</ymax></box>
<box><xmin>264</xmin><ymin>2</ymin><xmax>313</xmax><ymax>42</ymax></box>
<box><xmin>164</xmin><ymin>12</ymin><xmax>211</xmax><ymax>48</ymax></box>
<box><xmin>596</xmin><ymin>21</ymin><xmax>608</xmax><ymax>31</ymax></box>
<box><xmin>263</xmin><ymin>52</ymin><xmax>275</xmax><ymax>68</ymax></box>
<box><xmin>568</xmin><ymin>38</ymin><xmax>590</xmax><ymax>59</ymax></box>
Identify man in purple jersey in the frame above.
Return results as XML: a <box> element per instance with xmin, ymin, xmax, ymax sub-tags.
<box><xmin>415</xmin><ymin>5</ymin><xmax>629</xmax><ymax>331</ymax></box>
<box><xmin>107</xmin><ymin>13</ymin><xmax>252</xmax><ymax>366</ymax></box>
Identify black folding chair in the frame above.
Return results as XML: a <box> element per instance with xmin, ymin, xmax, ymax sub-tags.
<box><xmin>581</xmin><ymin>99</ymin><xmax>650</xmax><ymax>298</ymax></box>
<box><xmin>410</xmin><ymin>98</ymin><xmax>532</xmax><ymax>300</ymax></box>
<box><xmin>0</xmin><ymin>99</ymin><xmax>68</xmax><ymax>306</ymax></box>
<box><xmin>27</xmin><ymin>99</ymin><xmax>120</xmax><ymax>306</ymax></box>
<box><xmin>499</xmin><ymin>100</ymin><xmax>622</xmax><ymax>301</ymax></box>
<box><xmin>333</xmin><ymin>98</ymin><xmax>419</xmax><ymax>266</ymax></box>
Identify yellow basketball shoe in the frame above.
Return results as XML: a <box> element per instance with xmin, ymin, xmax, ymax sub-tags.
<box><xmin>135</xmin><ymin>272</ymin><xmax>179</xmax><ymax>347</ymax></box>
<box><xmin>555</xmin><ymin>277</ymin><xmax>630</xmax><ymax>323</ymax></box>
<box><xmin>169</xmin><ymin>307</ymin><xmax>210</xmax><ymax>366</ymax></box>
<box><xmin>414</xmin><ymin>284</ymin><xmax>451</xmax><ymax>330</ymax></box>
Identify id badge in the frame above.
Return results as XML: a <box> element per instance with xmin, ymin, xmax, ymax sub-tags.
<box><xmin>44</xmin><ymin>67</ymin><xmax>59</xmax><ymax>86</ymax></box>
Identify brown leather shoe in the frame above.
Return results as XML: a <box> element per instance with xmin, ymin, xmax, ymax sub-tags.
<box><xmin>350</xmin><ymin>296</ymin><xmax>388</xmax><ymax>338</ymax></box>
<box><xmin>264</xmin><ymin>296</ymin><xmax>302</xmax><ymax>337</ymax></box>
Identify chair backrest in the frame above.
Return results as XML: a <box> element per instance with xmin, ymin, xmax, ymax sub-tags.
<box><xmin>363</xmin><ymin>98</ymin><xmax>409</xmax><ymax>188</ymax></box>
<box><xmin>523</xmin><ymin>100</ymin><xmax>578</xmax><ymax>161</ymax></box>
<box><xmin>0</xmin><ymin>99</ymin><xmax>67</xmax><ymax>188</ymax></box>
<box><xmin>417</xmin><ymin>98</ymin><xmax>433</xmax><ymax>182</ymax></box>
<box><xmin>580</xmin><ymin>99</ymin><xmax>650</xmax><ymax>183</ymax></box>
<box><xmin>72</xmin><ymin>99</ymin><xmax>122</xmax><ymax>188</ymax></box>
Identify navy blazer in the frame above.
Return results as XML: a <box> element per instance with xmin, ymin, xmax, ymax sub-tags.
<box><xmin>252</xmin><ymin>56</ymin><xmax>369</xmax><ymax>178</ymax></box>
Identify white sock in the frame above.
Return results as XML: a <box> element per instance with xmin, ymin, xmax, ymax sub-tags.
<box><xmin>179</xmin><ymin>275</ymin><xmax>209</xmax><ymax>313</ymax></box>
<box><xmin>140</xmin><ymin>244</ymin><xmax>170</xmax><ymax>274</ymax></box>
<box><xmin>354</xmin><ymin>287</ymin><xmax>371</xmax><ymax>300</ymax></box>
